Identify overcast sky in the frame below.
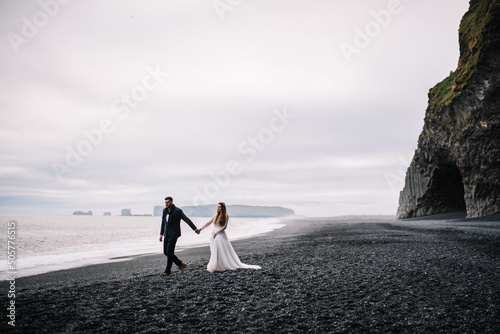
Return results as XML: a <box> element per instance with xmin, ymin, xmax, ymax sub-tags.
<box><xmin>0</xmin><ymin>0</ymin><xmax>470</xmax><ymax>217</ymax></box>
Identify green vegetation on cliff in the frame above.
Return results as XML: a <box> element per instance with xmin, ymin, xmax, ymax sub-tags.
<box><xmin>428</xmin><ymin>0</ymin><xmax>499</xmax><ymax>109</ymax></box>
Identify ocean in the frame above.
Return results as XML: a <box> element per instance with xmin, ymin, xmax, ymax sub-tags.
<box><xmin>0</xmin><ymin>214</ymin><xmax>289</xmax><ymax>280</ymax></box>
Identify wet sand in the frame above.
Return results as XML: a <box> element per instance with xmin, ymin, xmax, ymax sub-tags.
<box><xmin>1</xmin><ymin>214</ymin><xmax>499</xmax><ymax>333</ymax></box>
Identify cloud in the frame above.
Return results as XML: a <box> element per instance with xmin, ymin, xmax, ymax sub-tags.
<box><xmin>0</xmin><ymin>0</ymin><xmax>471</xmax><ymax>216</ymax></box>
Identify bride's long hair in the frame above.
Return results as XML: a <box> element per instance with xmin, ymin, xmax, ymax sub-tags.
<box><xmin>215</xmin><ymin>202</ymin><xmax>228</xmax><ymax>226</ymax></box>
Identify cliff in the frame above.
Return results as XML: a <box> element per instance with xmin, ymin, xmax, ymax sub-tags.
<box><xmin>398</xmin><ymin>0</ymin><xmax>500</xmax><ymax>218</ymax></box>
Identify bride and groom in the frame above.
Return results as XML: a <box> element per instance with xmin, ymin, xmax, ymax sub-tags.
<box><xmin>159</xmin><ymin>196</ymin><xmax>261</xmax><ymax>275</ymax></box>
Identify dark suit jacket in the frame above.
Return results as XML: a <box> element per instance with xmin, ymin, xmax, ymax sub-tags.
<box><xmin>160</xmin><ymin>204</ymin><xmax>197</xmax><ymax>238</ymax></box>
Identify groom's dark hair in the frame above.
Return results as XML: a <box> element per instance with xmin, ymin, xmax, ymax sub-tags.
<box><xmin>165</xmin><ymin>196</ymin><xmax>173</xmax><ymax>201</ymax></box>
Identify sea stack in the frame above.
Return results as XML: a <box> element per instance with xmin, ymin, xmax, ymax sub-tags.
<box><xmin>121</xmin><ymin>209</ymin><xmax>132</xmax><ymax>216</ymax></box>
<box><xmin>398</xmin><ymin>0</ymin><xmax>500</xmax><ymax>219</ymax></box>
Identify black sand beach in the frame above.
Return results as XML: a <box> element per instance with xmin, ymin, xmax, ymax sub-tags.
<box><xmin>2</xmin><ymin>215</ymin><xmax>500</xmax><ymax>333</ymax></box>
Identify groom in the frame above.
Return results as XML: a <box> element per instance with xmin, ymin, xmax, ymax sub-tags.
<box><xmin>159</xmin><ymin>196</ymin><xmax>199</xmax><ymax>276</ymax></box>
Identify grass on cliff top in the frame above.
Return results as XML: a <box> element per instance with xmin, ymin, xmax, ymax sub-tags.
<box><xmin>428</xmin><ymin>0</ymin><xmax>499</xmax><ymax>110</ymax></box>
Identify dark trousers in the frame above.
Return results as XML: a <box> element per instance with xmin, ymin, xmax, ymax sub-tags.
<box><xmin>163</xmin><ymin>235</ymin><xmax>182</xmax><ymax>273</ymax></box>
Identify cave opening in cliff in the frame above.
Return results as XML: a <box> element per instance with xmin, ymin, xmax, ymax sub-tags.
<box><xmin>431</xmin><ymin>163</ymin><xmax>467</xmax><ymax>213</ymax></box>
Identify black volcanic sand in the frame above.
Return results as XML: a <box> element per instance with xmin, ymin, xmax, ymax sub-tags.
<box><xmin>2</xmin><ymin>215</ymin><xmax>500</xmax><ymax>333</ymax></box>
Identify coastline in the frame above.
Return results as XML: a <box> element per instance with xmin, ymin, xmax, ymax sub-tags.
<box><xmin>1</xmin><ymin>216</ymin><xmax>316</xmax><ymax>289</ymax></box>
<box><xmin>0</xmin><ymin>214</ymin><xmax>291</xmax><ymax>281</ymax></box>
<box><xmin>2</xmin><ymin>214</ymin><xmax>499</xmax><ymax>333</ymax></box>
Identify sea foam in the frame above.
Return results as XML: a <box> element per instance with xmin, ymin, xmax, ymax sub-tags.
<box><xmin>0</xmin><ymin>214</ymin><xmax>288</xmax><ymax>279</ymax></box>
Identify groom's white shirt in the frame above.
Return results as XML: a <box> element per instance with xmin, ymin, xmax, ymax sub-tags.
<box><xmin>163</xmin><ymin>212</ymin><xmax>170</xmax><ymax>237</ymax></box>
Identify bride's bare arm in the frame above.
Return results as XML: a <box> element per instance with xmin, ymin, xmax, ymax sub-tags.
<box><xmin>197</xmin><ymin>216</ymin><xmax>214</xmax><ymax>232</ymax></box>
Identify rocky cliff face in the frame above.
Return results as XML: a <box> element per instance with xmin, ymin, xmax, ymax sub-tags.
<box><xmin>398</xmin><ymin>0</ymin><xmax>500</xmax><ymax>219</ymax></box>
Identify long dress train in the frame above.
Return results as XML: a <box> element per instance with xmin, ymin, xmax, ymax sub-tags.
<box><xmin>206</xmin><ymin>218</ymin><xmax>261</xmax><ymax>273</ymax></box>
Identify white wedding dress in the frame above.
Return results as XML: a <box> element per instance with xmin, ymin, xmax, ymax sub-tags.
<box><xmin>206</xmin><ymin>216</ymin><xmax>261</xmax><ymax>273</ymax></box>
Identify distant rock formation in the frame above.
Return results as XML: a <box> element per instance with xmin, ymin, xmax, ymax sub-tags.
<box><xmin>103</xmin><ymin>212</ymin><xmax>111</xmax><ymax>216</ymax></box>
<box><xmin>398</xmin><ymin>0</ymin><xmax>500</xmax><ymax>219</ymax></box>
<box><xmin>73</xmin><ymin>210</ymin><xmax>92</xmax><ymax>216</ymax></box>
<box><xmin>121</xmin><ymin>209</ymin><xmax>132</xmax><ymax>216</ymax></box>
<box><xmin>120</xmin><ymin>209</ymin><xmax>152</xmax><ymax>217</ymax></box>
<box><xmin>154</xmin><ymin>206</ymin><xmax>164</xmax><ymax>217</ymax></box>
<box><xmin>180</xmin><ymin>204</ymin><xmax>295</xmax><ymax>218</ymax></box>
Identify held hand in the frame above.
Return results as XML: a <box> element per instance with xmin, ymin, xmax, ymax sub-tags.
<box><xmin>159</xmin><ymin>235</ymin><xmax>163</xmax><ymax>242</ymax></box>
<box><xmin>195</xmin><ymin>229</ymin><xmax>201</xmax><ymax>234</ymax></box>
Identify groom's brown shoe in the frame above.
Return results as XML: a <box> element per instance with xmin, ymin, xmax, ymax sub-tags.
<box><xmin>179</xmin><ymin>262</ymin><xmax>187</xmax><ymax>274</ymax></box>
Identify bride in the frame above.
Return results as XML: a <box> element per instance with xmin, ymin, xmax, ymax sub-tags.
<box><xmin>196</xmin><ymin>202</ymin><xmax>261</xmax><ymax>273</ymax></box>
